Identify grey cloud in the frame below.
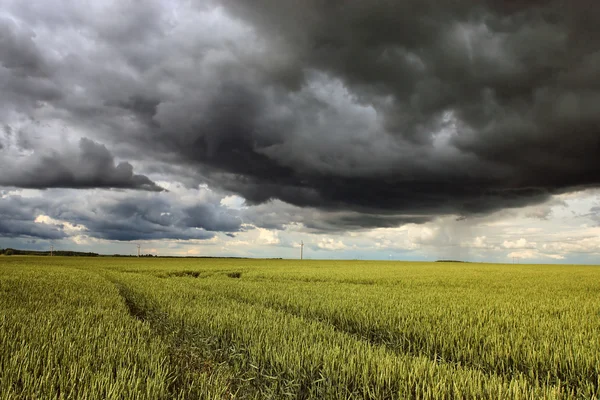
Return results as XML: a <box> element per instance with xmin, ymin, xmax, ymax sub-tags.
<box><xmin>1</xmin><ymin>1</ymin><xmax>600</xmax><ymax>231</ymax></box>
<box><xmin>0</xmin><ymin>196</ymin><xmax>66</xmax><ymax>240</ymax></box>
<box><xmin>0</xmin><ymin>138</ymin><xmax>164</xmax><ymax>191</ymax></box>
<box><xmin>0</xmin><ymin>218</ymin><xmax>66</xmax><ymax>240</ymax></box>
<box><xmin>0</xmin><ymin>189</ymin><xmax>244</xmax><ymax>242</ymax></box>
<box><xmin>0</xmin><ymin>17</ymin><xmax>50</xmax><ymax>77</ymax></box>
<box><xmin>0</xmin><ymin>16</ymin><xmax>63</xmax><ymax>121</ymax></box>
<box><xmin>182</xmin><ymin>204</ymin><xmax>242</xmax><ymax>232</ymax></box>
<box><xmin>76</xmin><ymin>194</ymin><xmax>242</xmax><ymax>240</ymax></box>
<box><xmin>588</xmin><ymin>206</ymin><xmax>600</xmax><ymax>226</ymax></box>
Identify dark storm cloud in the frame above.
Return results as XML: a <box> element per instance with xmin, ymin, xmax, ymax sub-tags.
<box><xmin>0</xmin><ymin>138</ymin><xmax>164</xmax><ymax>191</ymax></box>
<box><xmin>0</xmin><ymin>190</ymin><xmax>243</xmax><ymax>241</ymax></box>
<box><xmin>150</xmin><ymin>0</ymin><xmax>600</xmax><ymax>221</ymax></box>
<box><xmin>189</xmin><ymin>0</ymin><xmax>600</xmax><ymax>216</ymax></box>
<box><xmin>2</xmin><ymin>0</ymin><xmax>600</xmax><ymax>231</ymax></box>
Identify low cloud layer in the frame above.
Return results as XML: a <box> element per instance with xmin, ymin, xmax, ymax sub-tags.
<box><xmin>1</xmin><ymin>0</ymin><xmax>599</xmax><ymax>236</ymax></box>
<box><xmin>0</xmin><ymin>189</ymin><xmax>242</xmax><ymax>241</ymax></box>
<box><xmin>3</xmin><ymin>187</ymin><xmax>600</xmax><ymax>263</ymax></box>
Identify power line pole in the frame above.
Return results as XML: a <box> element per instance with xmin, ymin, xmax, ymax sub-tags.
<box><xmin>50</xmin><ymin>245</ymin><xmax>53</xmax><ymax>257</ymax></box>
<box><xmin>137</xmin><ymin>244</ymin><xmax>141</xmax><ymax>257</ymax></box>
<box><xmin>300</xmin><ymin>241</ymin><xmax>304</xmax><ymax>260</ymax></box>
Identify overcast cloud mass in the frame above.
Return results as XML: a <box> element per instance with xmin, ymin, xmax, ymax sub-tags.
<box><xmin>1</xmin><ymin>0</ymin><xmax>600</xmax><ymax>262</ymax></box>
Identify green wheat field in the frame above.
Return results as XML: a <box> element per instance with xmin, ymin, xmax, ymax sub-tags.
<box><xmin>1</xmin><ymin>256</ymin><xmax>599</xmax><ymax>399</ymax></box>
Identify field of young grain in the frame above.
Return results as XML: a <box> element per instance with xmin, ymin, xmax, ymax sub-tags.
<box><xmin>1</xmin><ymin>256</ymin><xmax>599</xmax><ymax>399</ymax></box>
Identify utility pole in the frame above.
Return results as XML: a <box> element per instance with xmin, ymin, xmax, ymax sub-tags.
<box><xmin>50</xmin><ymin>245</ymin><xmax>53</xmax><ymax>257</ymax></box>
<box><xmin>137</xmin><ymin>244</ymin><xmax>141</xmax><ymax>257</ymax></box>
<box><xmin>300</xmin><ymin>241</ymin><xmax>304</xmax><ymax>260</ymax></box>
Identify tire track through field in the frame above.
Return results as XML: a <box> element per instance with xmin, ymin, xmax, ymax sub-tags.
<box><xmin>103</xmin><ymin>270</ymin><xmax>582</xmax><ymax>399</ymax></box>
<box><xmin>206</xmin><ymin>280</ymin><xmax>589</xmax><ymax>396</ymax></box>
<box><xmin>108</xmin><ymin>276</ymin><xmax>308</xmax><ymax>399</ymax></box>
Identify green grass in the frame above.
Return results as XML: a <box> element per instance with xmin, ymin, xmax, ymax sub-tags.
<box><xmin>1</xmin><ymin>256</ymin><xmax>599</xmax><ymax>399</ymax></box>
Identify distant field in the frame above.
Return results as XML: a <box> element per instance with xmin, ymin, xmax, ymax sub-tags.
<box><xmin>1</xmin><ymin>257</ymin><xmax>599</xmax><ymax>399</ymax></box>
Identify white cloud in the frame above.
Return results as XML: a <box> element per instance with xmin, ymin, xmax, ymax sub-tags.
<box><xmin>469</xmin><ymin>236</ymin><xmax>496</xmax><ymax>249</ymax></box>
<box><xmin>256</xmin><ymin>228</ymin><xmax>280</xmax><ymax>245</ymax></box>
<box><xmin>34</xmin><ymin>214</ymin><xmax>87</xmax><ymax>235</ymax></box>
<box><xmin>502</xmin><ymin>238</ymin><xmax>536</xmax><ymax>249</ymax></box>
<box><xmin>317</xmin><ymin>238</ymin><xmax>347</xmax><ymax>251</ymax></box>
<box><xmin>408</xmin><ymin>225</ymin><xmax>442</xmax><ymax>245</ymax></box>
<box><xmin>507</xmin><ymin>250</ymin><xmax>565</xmax><ymax>260</ymax></box>
<box><xmin>220</xmin><ymin>195</ymin><xmax>246</xmax><ymax>210</ymax></box>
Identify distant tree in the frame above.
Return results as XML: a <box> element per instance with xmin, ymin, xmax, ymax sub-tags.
<box><xmin>5</xmin><ymin>249</ymin><xmax>14</xmax><ymax>256</ymax></box>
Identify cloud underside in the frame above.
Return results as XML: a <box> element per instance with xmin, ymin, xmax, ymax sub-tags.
<box><xmin>0</xmin><ymin>190</ymin><xmax>242</xmax><ymax>241</ymax></box>
<box><xmin>1</xmin><ymin>0</ymin><xmax>600</xmax><ymax>230</ymax></box>
<box><xmin>0</xmin><ymin>138</ymin><xmax>163</xmax><ymax>191</ymax></box>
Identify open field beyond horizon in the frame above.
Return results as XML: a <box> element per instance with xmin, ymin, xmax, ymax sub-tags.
<box><xmin>1</xmin><ymin>256</ymin><xmax>599</xmax><ymax>399</ymax></box>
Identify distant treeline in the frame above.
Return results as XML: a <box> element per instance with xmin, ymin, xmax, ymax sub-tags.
<box><xmin>0</xmin><ymin>249</ymin><xmax>276</xmax><ymax>259</ymax></box>
<box><xmin>435</xmin><ymin>260</ymin><xmax>468</xmax><ymax>263</ymax></box>
<box><xmin>0</xmin><ymin>248</ymin><xmax>99</xmax><ymax>257</ymax></box>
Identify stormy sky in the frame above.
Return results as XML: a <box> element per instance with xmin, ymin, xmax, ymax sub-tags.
<box><xmin>1</xmin><ymin>0</ymin><xmax>600</xmax><ymax>262</ymax></box>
